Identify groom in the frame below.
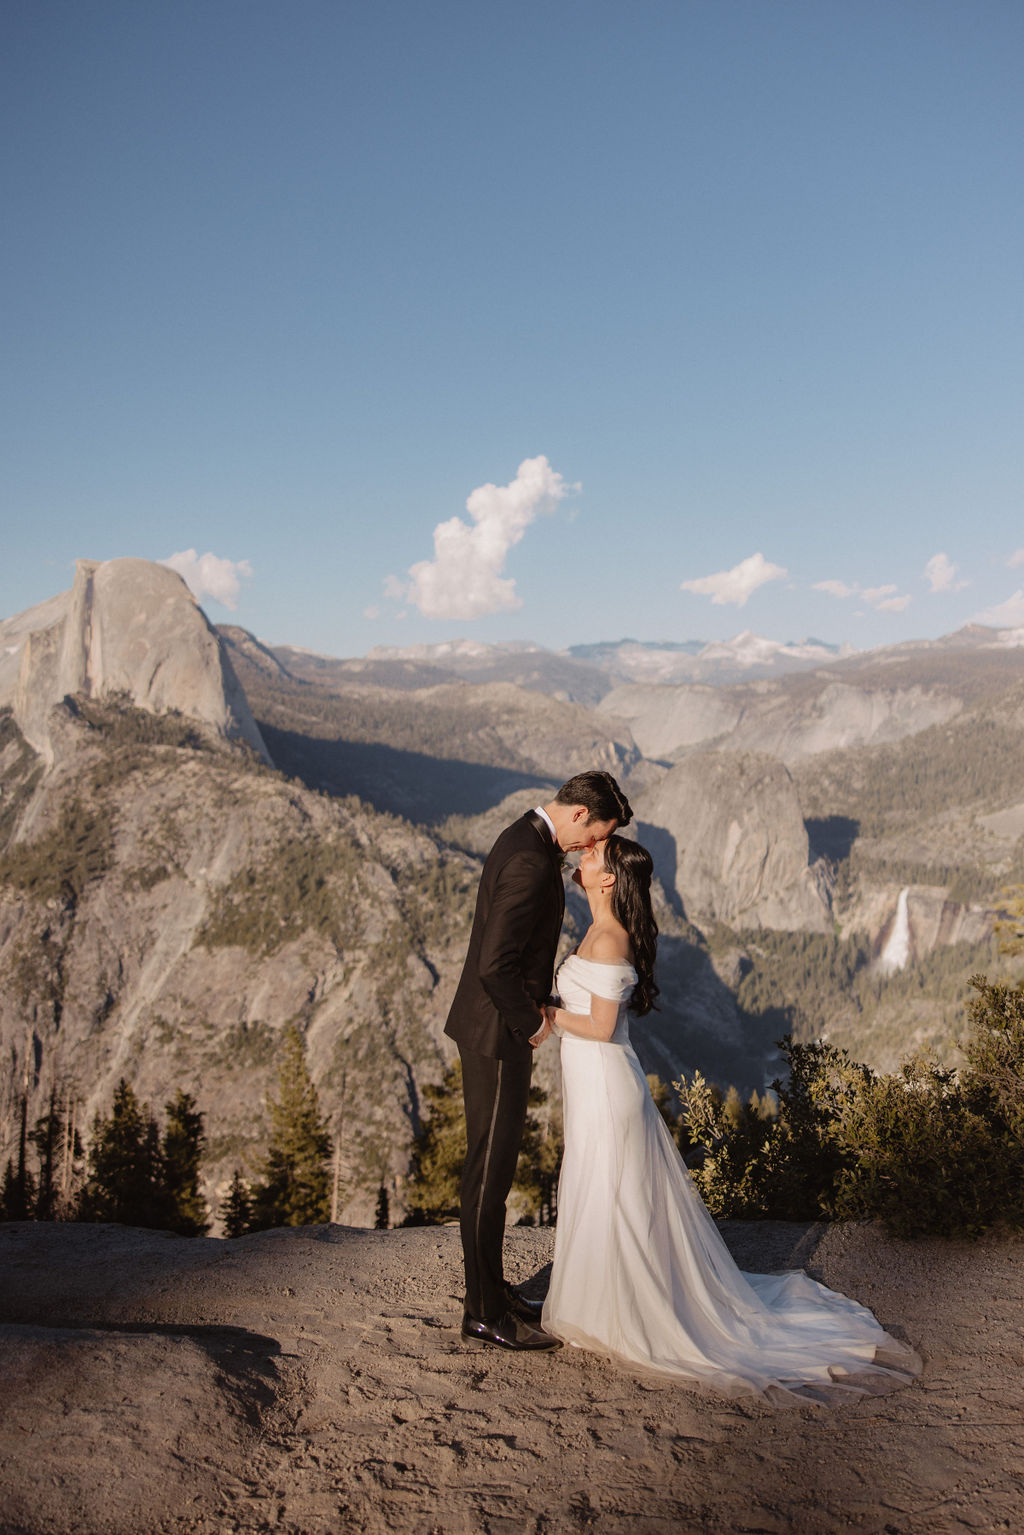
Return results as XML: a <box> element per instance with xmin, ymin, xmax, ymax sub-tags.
<box><xmin>445</xmin><ymin>769</ymin><xmax>632</xmax><ymax>1351</ymax></box>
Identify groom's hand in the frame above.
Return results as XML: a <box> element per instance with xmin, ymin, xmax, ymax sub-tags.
<box><xmin>528</xmin><ymin>1011</ymin><xmax>552</xmax><ymax>1048</ymax></box>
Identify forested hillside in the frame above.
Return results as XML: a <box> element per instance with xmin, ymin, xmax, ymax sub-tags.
<box><xmin>4</xmin><ymin>569</ymin><xmax>1024</xmax><ymax>1234</ymax></box>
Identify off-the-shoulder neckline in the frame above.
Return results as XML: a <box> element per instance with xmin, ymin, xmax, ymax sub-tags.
<box><xmin>566</xmin><ymin>952</ymin><xmax>636</xmax><ymax>970</ymax></box>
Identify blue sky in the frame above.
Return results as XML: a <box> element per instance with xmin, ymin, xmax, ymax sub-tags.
<box><xmin>3</xmin><ymin>0</ymin><xmax>1022</xmax><ymax>657</ymax></box>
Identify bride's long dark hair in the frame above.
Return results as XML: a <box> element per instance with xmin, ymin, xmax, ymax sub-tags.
<box><xmin>603</xmin><ymin>834</ymin><xmax>659</xmax><ymax>1016</ymax></box>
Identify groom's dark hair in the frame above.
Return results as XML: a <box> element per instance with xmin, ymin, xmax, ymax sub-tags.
<box><xmin>554</xmin><ymin>770</ymin><xmax>632</xmax><ymax>827</ymax></box>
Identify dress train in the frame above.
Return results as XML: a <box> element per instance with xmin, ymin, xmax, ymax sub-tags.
<box><xmin>542</xmin><ymin>955</ymin><xmax>921</xmax><ymax>1405</ymax></box>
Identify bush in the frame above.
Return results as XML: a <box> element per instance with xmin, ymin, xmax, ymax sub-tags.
<box><xmin>679</xmin><ymin>1040</ymin><xmax>865</xmax><ymax>1221</ymax></box>
<box><xmin>677</xmin><ymin>975</ymin><xmax>1024</xmax><ymax>1239</ymax></box>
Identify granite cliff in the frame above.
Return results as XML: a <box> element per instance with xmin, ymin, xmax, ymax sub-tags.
<box><xmin>636</xmin><ymin>751</ymin><xmax>833</xmax><ymax>932</ymax></box>
<box><xmin>2</xmin><ymin>558</ymin><xmax>269</xmax><ymax>766</ymax></box>
<box><xmin>2</xmin><ymin>562</ymin><xmax>1021</xmax><ymax>1222</ymax></box>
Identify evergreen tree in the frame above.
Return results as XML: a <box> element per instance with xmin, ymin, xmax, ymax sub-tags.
<box><xmin>79</xmin><ymin>1079</ymin><xmax>170</xmax><ymax>1227</ymax></box>
<box><xmin>222</xmin><ymin>1169</ymin><xmax>254</xmax><ymax>1238</ymax></box>
<box><xmin>374</xmin><ymin>1183</ymin><xmax>390</xmax><ymax>1229</ymax></box>
<box><xmin>0</xmin><ymin>1097</ymin><xmax>37</xmax><ymax>1221</ymax></box>
<box><xmin>404</xmin><ymin>1059</ymin><xmax>465</xmax><ymax>1224</ymax></box>
<box><xmin>249</xmin><ymin>1026</ymin><xmax>332</xmax><ymax>1229</ymax></box>
<box><xmin>0</xmin><ymin>1161</ymin><xmax>17</xmax><ymax>1220</ymax></box>
<box><xmin>513</xmin><ymin>1085</ymin><xmax>561</xmax><ymax>1226</ymax></box>
<box><xmin>162</xmin><ymin>1090</ymin><xmax>210</xmax><ymax>1235</ymax></box>
<box><xmin>29</xmin><ymin>1089</ymin><xmax>61</xmax><ymax>1220</ymax></box>
<box><xmin>29</xmin><ymin>1089</ymin><xmax>83</xmax><ymax>1220</ymax></box>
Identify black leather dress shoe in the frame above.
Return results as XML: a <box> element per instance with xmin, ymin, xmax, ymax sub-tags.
<box><xmin>461</xmin><ymin>1310</ymin><xmax>563</xmax><ymax>1351</ymax></box>
<box><xmin>505</xmin><ymin>1284</ymin><xmax>545</xmax><ymax>1321</ymax></box>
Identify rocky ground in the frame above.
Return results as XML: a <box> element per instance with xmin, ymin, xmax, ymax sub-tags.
<box><xmin>1</xmin><ymin>1219</ymin><xmax>1022</xmax><ymax>1535</ymax></box>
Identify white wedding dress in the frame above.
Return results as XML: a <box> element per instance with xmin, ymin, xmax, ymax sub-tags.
<box><xmin>542</xmin><ymin>955</ymin><xmax>920</xmax><ymax>1404</ymax></box>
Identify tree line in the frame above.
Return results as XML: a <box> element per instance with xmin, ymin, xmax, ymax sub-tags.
<box><xmin>6</xmin><ymin>958</ymin><xmax>1024</xmax><ymax>1242</ymax></box>
<box><xmin>0</xmin><ymin>1025</ymin><xmax>342</xmax><ymax>1237</ymax></box>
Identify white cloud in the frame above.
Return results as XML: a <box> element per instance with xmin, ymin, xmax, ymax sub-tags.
<box><xmin>924</xmin><ymin>552</ymin><xmax>968</xmax><ymax>593</ymax></box>
<box><xmin>973</xmin><ymin>590</ymin><xmax>1024</xmax><ymax>627</ymax></box>
<box><xmin>860</xmin><ymin>583</ymin><xmax>911</xmax><ymax>612</ymax></box>
<box><xmin>395</xmin><ymin>455</ymin><xmax>576</xmax><ymax>621</ymax></box>
<box><xmin>875</xmin><ymin>593</ymin><xmax>912</xmax><ymax>613</ymax></box>
<box><xmin>813</xmin><ymin>575</ymin><xmax>912</xmax><ymax>612</ymax></box>
<box><xmin>1007</xmin><ymin>548</ymin><xmax>1024</xmax><ymax>569</ymax></box>
<box><xmin>680</xmin><ymin>552</ymin><xmax>787</xmax><ymax>608</ymax></box>
<box><xmin>363</xmin><ymin>604</ymin><xmax>381</xmax><ymax>620</ymax></box>
<box><xmin>162</xmin><ymin>549</ymin><xmax>252</xmax><ymax>610</ymax></box>
<box><xmin>813</xmin><ymin>579</ymin><xmax>857</xmax><ymax>599</ymax></box>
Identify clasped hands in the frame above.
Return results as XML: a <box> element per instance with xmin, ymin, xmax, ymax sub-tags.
<box><xmin>528</xmin><ymin>1002</ymin><xmax>559</xmax><ymax>1048</ymax></box>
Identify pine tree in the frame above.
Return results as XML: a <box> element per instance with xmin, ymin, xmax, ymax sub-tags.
<box><xmin>374</xmin><ymin>1184</ymin><xmax>390</xmax><ymax>1229</ymax></box>
<box><xmin>0</xmin><ymin>1097</ymin><xmax>37</xmax><ymax>1221</ymax></box>
<box><xmin>512</xmin><ymin>1084</ymin><xmax>561</xmax><ymax>1226</ymax></box>
<box><xmin>404</xmin><ymin>1059</ymin><xmax>465</xmax><ymax>1224</ymax></box>
<box><xmin>222</xmin><ymin>1169</ymin><xmax>254</xmax><ymax>1238</ymax></box>
<box><xmin>29</xmin><ymin>1089</ymin><xmax>61</xmax><ymax>1220</ymax></box>
<box><xmin>79</xmin><ymin>1079</ymin><xmax>170</xmax><ymax>1227</ymax></box>
<box><xmin>29</xmin><ymin>1088</ymin><xmax>83</xmax><ymax>1220</ymax></box>
<box><xmin>162</xmin><ymin>1090</ymin><xmax>210</xmax><ymax>1235</ymax></box>
<box><xmin>249</xmin><ymin>1026</ymin><xmax>332</xmax><ymax>1230</ymax></box>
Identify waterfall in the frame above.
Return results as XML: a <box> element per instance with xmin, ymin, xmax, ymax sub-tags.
<box><xmin>878</xmin><ymin>887</ymin><xmax>911</xmax><ymax>973</ymax></box>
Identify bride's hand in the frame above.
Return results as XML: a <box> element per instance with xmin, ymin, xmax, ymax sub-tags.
<box><xmin>529</xmin><ymin>1011</ymin><xmax>553</xmax><ymax>1048</ymax></box>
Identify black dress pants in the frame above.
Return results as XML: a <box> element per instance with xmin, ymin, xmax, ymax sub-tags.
<box><xmin>458</xmin><ymin>1043</ymin><xmax>534</xmax><ymax>1323</ymax></box>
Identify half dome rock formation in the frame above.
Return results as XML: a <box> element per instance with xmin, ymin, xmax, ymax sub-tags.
<box><xmin>637</xmin><ymin>751</ymin><xmax>832</xmax><ymax>932</ymax></box>
<box><xmin>4</xmin><ymin>558</ymin><xmax>270</xmax><ymax>765</ymax></box>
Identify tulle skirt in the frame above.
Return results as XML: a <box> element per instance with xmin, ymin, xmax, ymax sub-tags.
<box><xmin>543</xmin><ymin>1032</ymin><xmax>920</xmax><ymax>1405</ymax></box>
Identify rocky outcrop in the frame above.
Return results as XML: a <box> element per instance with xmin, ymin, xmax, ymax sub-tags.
<box><xmin>845</xmin><ymin>884</ymin><xmax>993</xmax><ymax>968</ymax></box>
<box><xmin>6</xmin><ymin>558</ymin><xmax>270</xmax><ymax>765</ymax></box>
<box><xmin>8</xmin><ymin>1220</ymin><xmax>1009</xmax><ymax>1535</ymax></box>
<box><xmin>0</xmin><ymin>709</ymin><xmax>471</xmax><ymax>1225</ymax></box>
<box><xmin>434</xmin><ymin>681</ymin><xmax>638</xmax><ymax>782</ymax></box>
<box><xmin>636</xmin><ymin>752</ymin><xmax>832</xmax><ymax>932</ymax></box>
<box><xmin>600</xmin><ymin>678</ymin><xmax>962</xmax><ymax>763</ymax></box>
<box><xmin>599</xmin><ymin>683</ymin><xmax>742</xmax><ymax>759</ymax></box>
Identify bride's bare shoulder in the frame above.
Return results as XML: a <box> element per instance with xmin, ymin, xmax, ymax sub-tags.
<box><xmin>582</xmin><ymin>924</ymin><xmax>634</xmax><ymax>965</ymax></box>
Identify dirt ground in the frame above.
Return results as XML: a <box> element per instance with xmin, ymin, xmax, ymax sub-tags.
<box><xmin>1</xmin><ymin>1219</ymin><xmax>1022</xmax><ymax>1535</ymax></box>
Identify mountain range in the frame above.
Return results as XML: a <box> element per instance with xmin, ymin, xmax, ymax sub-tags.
<box><xmin>2</xmin><ymin>559</ymin><xmax>1021</xmax><ymax>1227</ymax></box>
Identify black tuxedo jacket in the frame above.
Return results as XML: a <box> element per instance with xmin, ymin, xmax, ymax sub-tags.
<box><xmin>444</xmin><ymin>811</ymin><xmax>566</xmax><ymax>1061</ymax></box>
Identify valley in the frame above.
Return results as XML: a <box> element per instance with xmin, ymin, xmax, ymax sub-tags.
<box><xmin>1</xmin><ymin>559</ymin><xmax>1022</xmax><ymax>1230</ymax></box>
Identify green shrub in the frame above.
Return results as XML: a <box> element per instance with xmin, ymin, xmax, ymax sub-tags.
<box><xmin>678</xmin><ymin>975</ymin><xmax>1024</xmax><ymax>1239</ymax></box>
<box><xmin>829</xmin><ymin>1058</ymin><xmax>1002</xmax><ymax>1237</ymax></box>
<box><xmin>679</xmin><ymin>1039</ymin><xmax>865</xmax><ymax>1221</ymax></box>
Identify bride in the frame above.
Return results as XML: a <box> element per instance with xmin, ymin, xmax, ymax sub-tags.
<box><xmin>540</xmin><ymin>834</ymin><xmax>920</xmax><ymax>1404</ymax></box>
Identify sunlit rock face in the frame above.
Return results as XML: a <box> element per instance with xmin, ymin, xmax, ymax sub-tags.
<box><xmin>869</xmin><ymin>884</ymin><xmax>993</xmax><ymax>973</ymax></box>
<box><xmin>637</xmin><ymin>751</ymin><xmax>833</xmax><ymax>933</ymax></box>
<box><xmin>7</xmin><ymin>558</ymin><xmax>269</xmax><ymax>765</ymax></box>
<box><xmin>600</xmin><ymin>678</ymin><xmax>962</xmax><ymax>763</ymax></box>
